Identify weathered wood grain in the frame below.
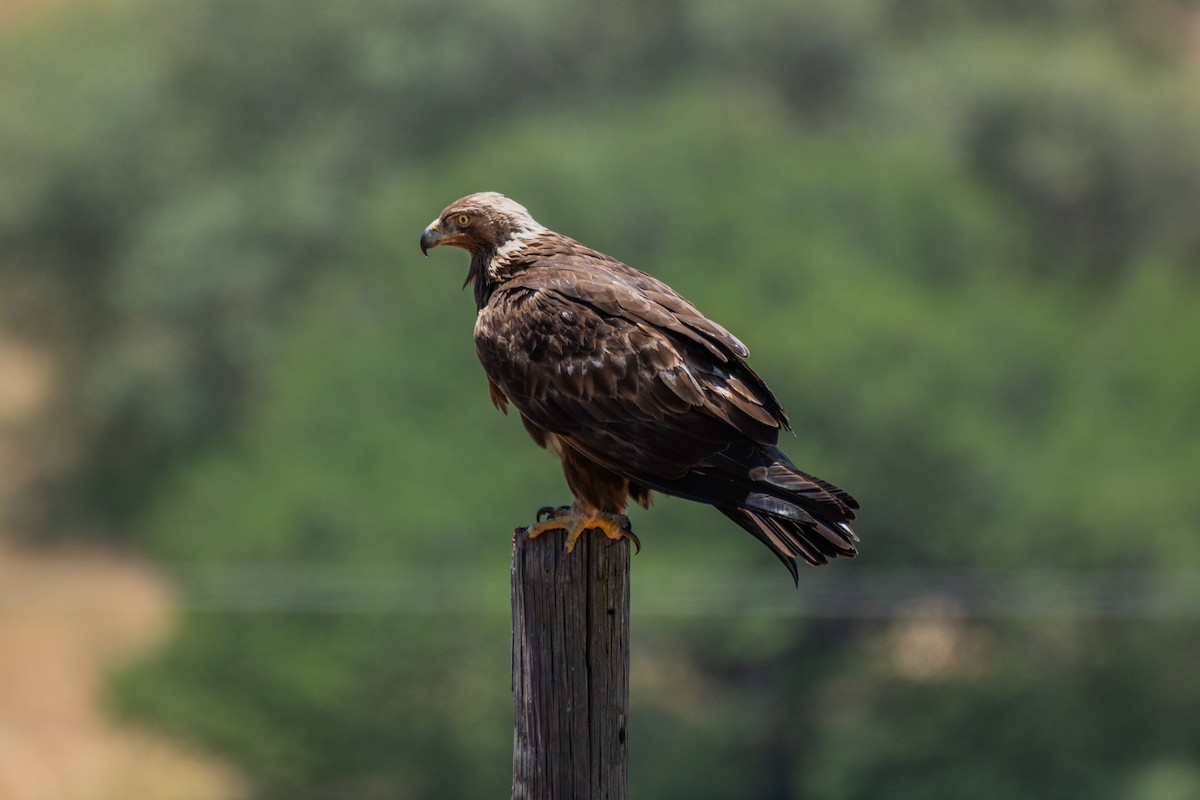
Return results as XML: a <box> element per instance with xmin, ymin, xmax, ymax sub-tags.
<box><xmin>511</xmin><ymin>529</ymin><xmax>630</xmax><ymax>800</ymax></box>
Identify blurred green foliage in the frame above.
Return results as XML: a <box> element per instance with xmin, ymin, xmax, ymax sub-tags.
<box><xmin>3</xmin><ymin>0</ymin><xmax>1200</xmax><ymax>798</ymax></box>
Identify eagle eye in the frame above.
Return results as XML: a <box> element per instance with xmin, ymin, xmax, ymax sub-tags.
<box><xmin>454</xmin><ymin>213</ymin><xmax>471</xmax><ymax>227</ymax></box>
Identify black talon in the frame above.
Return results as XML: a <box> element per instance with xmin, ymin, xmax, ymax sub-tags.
<box><xmin>535</xmin><ymin>505</ymin><xmax>571</xmax><ymax>522</ymax></box>
<box><xmin>601</xmin><ymin>529</ymin><xmax>640</xmax><ymax>554</ymax></box>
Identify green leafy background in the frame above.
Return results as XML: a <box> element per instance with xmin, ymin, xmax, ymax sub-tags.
<box><xmin>3</xmin><ymin>1</ymin><xmax>1200</xmax><ymax>798</ymax></box>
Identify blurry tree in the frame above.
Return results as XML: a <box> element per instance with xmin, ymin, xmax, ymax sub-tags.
<box><xmin>3</xmin><ymin>0</ymin><xmax>1200</xmax><ymax>798</ymax></box>
<box><xmin>4</xmin><ymin>0</ymin><xmax>1197</xmax><ymax>541</ymax></box>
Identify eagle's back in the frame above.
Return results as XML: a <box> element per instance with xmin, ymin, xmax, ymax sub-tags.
<box><xmin>474</xmin><ymin>231</ymin><xmax>789</xmax><ymax>445</ymax></box>
<box><xmin>425</xmin><ymin>192</ymin><xmax>859</xmax><ymax>579</ymax></box>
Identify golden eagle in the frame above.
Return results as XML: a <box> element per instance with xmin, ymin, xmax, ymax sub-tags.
<box><xmin>420</xmin><ymin>192</ymin><xmax>858</xmax><ymax>581</ymax></box>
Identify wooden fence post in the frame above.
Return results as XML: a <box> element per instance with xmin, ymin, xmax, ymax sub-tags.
<box><xmin>511</xmin><ymin>528</ymin><xmax>631</xmax><ymax>800</ymax></box>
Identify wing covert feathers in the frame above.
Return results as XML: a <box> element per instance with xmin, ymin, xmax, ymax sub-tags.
<box><xmin>472</xmin><ymin>226</ymin><xmax>857</xmax><ymax>579</ymax></box>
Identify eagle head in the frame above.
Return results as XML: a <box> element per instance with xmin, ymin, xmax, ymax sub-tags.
<box><xmin>420</xmin><ymin>192</ymin><xmax>544</xmax><ymax>258</ymax></box>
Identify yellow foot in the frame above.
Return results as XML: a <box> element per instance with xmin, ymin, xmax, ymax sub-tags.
<box><xmin>518</xmin><ymin>507</ymin><xmax>641</xmax><ymax>554</ymax></box>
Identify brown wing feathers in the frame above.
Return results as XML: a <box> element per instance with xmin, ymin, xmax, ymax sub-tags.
<box><xmin>438</xmin><ymin>193</ymin><xmax>858</xmax><ymax>579</ymax></box>
<box><xmin>476</xmin><ymin>237</ymin><xmax>857</xmax><ymax>578</ymax></box>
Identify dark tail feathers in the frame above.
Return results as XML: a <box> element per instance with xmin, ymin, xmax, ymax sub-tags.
<box><xmin>718</xmin><ymin>504</ymin><xmax>858</xmax><ymax>585</ymax></box>
<box><xmin>716</xmin><ymin>448</ymin><xmax>859</xmax><ymax>583</ymax></box>
<box><xmin>640</xmin><ymin>443</ymin><xmax>859</xmax><ymax>583</ymax></box>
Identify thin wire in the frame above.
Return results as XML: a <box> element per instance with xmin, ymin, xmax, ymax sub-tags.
<box><xmin>4</xmin><ymin>563</ymin><xmax>1193</xmax><ymax>618</ymax></box>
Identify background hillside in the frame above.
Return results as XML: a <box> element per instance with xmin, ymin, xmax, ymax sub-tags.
<box><xmin>3</xmin><ymin>1</ymin><xmax>1200</xmax><ymax>798</ymax></box>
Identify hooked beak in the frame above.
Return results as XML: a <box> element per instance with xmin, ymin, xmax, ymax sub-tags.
<box><xmin>420</xmin><ymin>219</ymin><xmax>448</xmax><ymax>257</ymax></box>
